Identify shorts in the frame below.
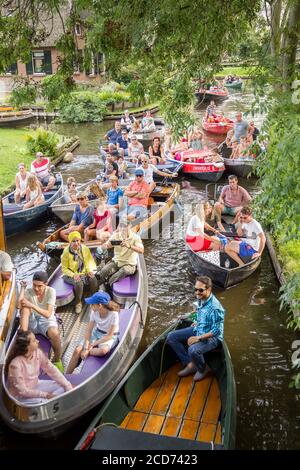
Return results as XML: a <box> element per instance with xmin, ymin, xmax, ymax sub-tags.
<box><xmin>127</xmin><ymin>205</ymin><xmax>148</xmax><ymax>219</ymax></box>
<box><xmin>186</xmin><ymin>235</ymin><xmax>212</xmax><ymax>252</ymax></box>
<box><xmin>28</xmin><ymin>314</ymin><xmax>58</xmax><ymax>337</ymax></box>
<box><xmin>222</xmin><ymin>206</ymin><xmax>238</xmax><ymax>216</ymax></box>
<box><xmin>239</xmin><ymin>242</ymin><xmax>257</xmax><ymax>257</ymax></box>
<box><xmin>80</xmin><ymin>327</ymin><xmax>119</xmax><ymax>351</ymax></box>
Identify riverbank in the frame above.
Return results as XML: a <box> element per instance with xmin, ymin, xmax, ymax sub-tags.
<box><xmin>216</xmin><ymin>65</ymin><xmax>258</xmax><ymax>78</ymax></box>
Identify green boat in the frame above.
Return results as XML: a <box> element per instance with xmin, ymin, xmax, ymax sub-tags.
<box><xmin>76</xmin><ymin>316</ymin><xmax>236</xmax><ymax>451</ymax></box>
<box><xmin>224</xmin><ymin>80</ymin><xmax>243</xmax><ymax>90</ymax></box>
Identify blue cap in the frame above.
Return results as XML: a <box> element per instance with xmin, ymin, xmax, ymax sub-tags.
<box><xmin>135</xmin><ymin>168</ymin><xmax>144</xmax><ymax>176</ymax></box>
<box><xmin>85</xmin><ymin>291</ymin><xmax>111</xmax><ymax>305</ymax></box>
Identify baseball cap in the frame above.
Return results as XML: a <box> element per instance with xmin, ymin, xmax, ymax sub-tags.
<box><xmin>85</xmin><ymin>291</ymin><xmax>111</xmax><ymax>305</ymax></box>
<box><xmin>135</xmin><ymin>168</ymin><xmax>144</xmax><ymax>176</ymax></box>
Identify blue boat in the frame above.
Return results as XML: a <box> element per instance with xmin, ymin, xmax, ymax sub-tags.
<box><xmin>2</xmin><ymin>174</ymin><xmax>63</xmax><ymax>237</ymax></box>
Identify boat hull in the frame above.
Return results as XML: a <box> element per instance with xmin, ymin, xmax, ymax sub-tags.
<box><xmin>224</xmin><ymin>81</ymin><xmax>243</xmax><ymax>90</ymax></box>
<box><xmin>223</xmin><ymin>157</ymin><xmax>255</xmax><ymax>178</ymax></box>
<box><xmin>195</xmin><ymin>90</ymin><xmax>228</xmax><ymax>102</ymax></box>
<box><xmin>202</xmin><ymin>117</ymin><xmax>233</xmax><ymax>135</ymax></box>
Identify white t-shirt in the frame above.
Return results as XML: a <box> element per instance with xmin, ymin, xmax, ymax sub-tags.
<box><xmin>0</xmin><ymin>250</ymin><xmax>13</xmax><ymax>272</ymax></box>
<box><xmin>186</xmin><ymin>215</ymin><xmax>204</xmax><ymax>237</ymax></box>
<box><xmin>241</xmin><ymin>219</ymin><xmax>263</xmax><ymax>251</ymax></box>
<box><xmin>142</xmin><ymin>164</ymin><xmax>156</xmax><ymax>184</ymax></box>
<box><xmin>24</xmin><ymin>286</ymin><xmax>56</xmax><ymax>321</ymax></box>
<box><xmin>90</xmin><ymin>309</ymin><xmax>119</xmax><ymax>333</ymax></box>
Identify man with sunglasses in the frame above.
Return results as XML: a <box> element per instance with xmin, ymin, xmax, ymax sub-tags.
<box><xmin>124</xmin><ymin>169</ymin><xmax>151</xmax><ymax>221</ymax></box>
<box><xmin>167</xmin><ymin>276</ymin><xmax>225</xmax><ymax>381</ymax></box>
<box><xmin>225</xmin><ymin>205</ymin><xmax>265</xmax><ymax>266</ymax></box>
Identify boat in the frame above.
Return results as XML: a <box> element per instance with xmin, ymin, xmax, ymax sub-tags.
<box><xmin>195</xmin><ymin>88</ymin><xmax>228</xmax><ymax>103</ymax></box>
<box><xmin>75</xmin><ymin>316</ymin><xmax>236</xmax><ymax>450</ymax></box>
<box><xmin>38</xmin><ymin>182</ymin><xmax>180</xmax><ymax>257</ymax></box>
<box><xmin>0</xmin><ymin>107</ymin><xmax>34</xmax><ymax>127</ymax></box>
<box><xmin>224</xmin><ymin>80</ymin><xmax>243</xmax><ymax>90</ymax></box>
<box><xmin>133</xmin><ymin>128</ymin><xmax>164</xmax><ymax>144</ymax></box>
<box><xmin>202</xmin><ymin>116</ymin><xmax>233</xmax><ymax>135</ymax></box>
<box><xmin>0</xmin><ymin>254</ymin><xmax>148</xmax><ymax>436</ymax></box>
<box><xmin>167</xmin><ymin>149</ymin><xmax>225</xmax><ymax>182</ymax></box>
<box><xmin>2</xmin><ymin>174</ymin><xmax>63</xmax><ymax>237</ymax></box>
<box><xmin>223</xmin><ymin>157</ymin><xmax>255</xmax><ymax>178</ymax></box>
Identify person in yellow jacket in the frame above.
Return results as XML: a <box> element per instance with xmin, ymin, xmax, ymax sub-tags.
<box><xmin>61</xmin><ymin>231</ymin><xmax>98</xmax><ymax>314</ymax></box>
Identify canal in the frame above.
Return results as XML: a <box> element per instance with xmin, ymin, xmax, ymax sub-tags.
<box><xmin>1</xmin><ymin>88</ymin><xmax>300</xmax><ymax>449</ymax></box>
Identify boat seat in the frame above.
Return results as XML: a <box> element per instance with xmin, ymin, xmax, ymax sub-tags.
<box><xmin>37</xmin><ymin>334</ymin><xmax>52</xmax><ymax>357</ymax></box>
<box><xmin>49</xmin><ymin>275</ymin><xmax>75</xmax><ymax>307</ymax></box>
<box><xmin>2</xmin><ymin>203</ymin><xmax>21</xmax><ymax>214</ymax></box>
<box><xmin>112</xmin><ymin>272</ymin><xmax>138</xmax><ymax>303</ymax></box>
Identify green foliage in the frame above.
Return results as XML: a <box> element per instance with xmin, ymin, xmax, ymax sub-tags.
<box><xmin>10</xmin><ymin>81</ymin><xmax>38</xmax><ymax>108</ymax></box>
<box><xmin>26</xmin><ymin>127</ymin><xmax>60</xmax><ymax>157</ymax></box>
<box><xmin>98</xmin><ymin>90</ymin><xmax>130</xmax><ymax>103</ymax></box>
<box><xmin>56</xmin><ymin>91</ymin><xmax>107</xmax><ymax>123</ymax></box>
<box><xmin>41</xmin><ymin>74</ymin><xmax>75</xmax><ymax>107</ymax></box>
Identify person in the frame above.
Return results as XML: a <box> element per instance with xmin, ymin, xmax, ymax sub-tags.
<box><xmin>188</xmin><ymin>129</ymin><xmax>203</xmax><ymax>151</ymax></box>
<box><xmin>30</xmin><ymin>152</ymin><xmax>56</xmax><ymax>191</ymax></box>
<box><xmin>131</xmin><ymin>119</ymin><xmax>141</xmax><ymax>134</ymax></box>
<box><xmin>104</xmin><ymin>121</ymin><xmax>122</xmax><ymax>145</ymax></box>
<box><xmin>104</xmin><ymin>154</ymin><xmax>118</xmax><ymax>179</ymax></box>
<box><xmin>139</xmin><ymin>155</ymin><xmax>177</xmax><ymax>193</ymax></box>
<box><xmin>120</xmin><ymin>110</ymin><xmax>134</xmax><ymax>131</ymax></box>
<box><xmin>225</xmin><ymin>206</ymin><xmax>266</xmax><ymax>266</ymax></box>
<box><xmin>233</xmin><ymin>112</ymin><xmax>248</xmax><ymax>142</ymax></box>
<box><xmin>116</xmin><ymin>155</ymin><xmax>128</xmax><ymax>179</ymax></box>
<box><xmin>167</xmin><ymin>276</ymin><xmax>225</xmax><ymax>381</ymax></box>
<box><xmin>214</xmin><ymin>175</ymin><xmax>252</xmax><ymax>228</ymax></box>
<box><xmin>116</xmin><ymin>129</ymin><xmax>129</xmax><ymax>157</ymax></box>
<box><xmin>185</xmin><ymin>203</ymin><xmax>221</xmax><ymax>252</ymax></box>
<box><xmin>60</xmin><ymin>191</ymin><xmax>94</xmax><ymax>241</ymax></box>
<box><xmin>124</xmin><ymin>168</ymin><xmax>151</xmax><ymax>221</ymax></box>
<box><xmin>238</xmin><ymin>135</ymin><xmax>250</xmax><ymax>158</ymax></box>
<box><xmin>219</xmin><ymin>130</ymin><xmax>233</xmax><ymax>159</ymax></box>
<box><xmin>142</xmin><ymin>110</ymin><xmax>156</xmax><ymax>132</ymax></box>
<box><xmin>163</xmin><ymin>127</ymin><xmax>173</xmax><ymax>153</ymax></box>
<box><xmin>248</xmin><ymin>121</ymin><xmax>260</xmax><ymax>141</ymax></box>
<box><xmin>18</xmin><ymin>272</ymin><xmax>63</xmax><ymax>371</ymax></box>
<box><xmin>6</xmin><ymin>330</ymin><xmax>73</xmax><ymax>403</ymax></box>
<box><xmin>206</xmin><ymin>100</ymin><xmax>217</xmax><ymax>118</ymax></box>
<box><xmin>128</xmin><ymin>135</ymin><xmax>144</xmax><ymax>162</ymax></box>
<box><xmin>14</xmin><ymin>163</ymin><xmax>30</xmax><ymax>204</ymax></box>
<box><xmin>66</xmin><ymin>292</ymin><xmax>120</xmax><ymax>374</ymax></box>
<box><xmin>148</xmin><ymin>137</ymin><xmax>164</xmax><ymax>165</ymax></box>
<box><xmin>24</xmin><ymin>174</ymin><xmax>45</xmax><ymax>209</ymax></box>
<box><xmin>96</xmin><ymin>220</ymin><xmax>144</xmax><ymax>288</ymax></box>
<box><xmin>64</xmin><ymin>177</ymin><xmax>77</xmax><ymax>203</ymax></box>
<box><xmin>62</xmin><ymin>231</ymin><xmax>98</xmax><ymax>314</ymax></box>
<box><xmin>84</xmin><ymin>199</ymin><xmax>112</xmax><ymax>243</ymax></box>
<box><xmin>229</xmin><ymin>139</ymin><xmax>240</xmax><ymax>160</ymax></box>
<box><xmin>106</xmin><ymin>175</ymin><xmax>124</xmax><ymax>214</ymax></box>
<box><xmin>0</xmin><ymin>250</ymin><xmax>13</xmax><ymax>281</ymax></box>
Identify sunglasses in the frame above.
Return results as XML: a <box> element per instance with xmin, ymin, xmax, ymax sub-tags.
<box><xmin>71</xmin><ymin>184</ymin><xmax>76</xmax><ymax>187</ymax></box>
<box><xmin>194</xmin><ymin>287</ymin><xmax>207</xmax><ymax>293</ymax></box>
<box><xmin>136</xmin><ymin>175</ymin><xmax>143</xmax><ymax>177</ymax></box>
<box><xmin>77</xmin><ymin>197</ymin><xmax>85</xmax><ymax>201</ymax></box>
<box><xmin>239</xmin><ymin>215</ymin><xmax>248</xmax><ymax>220</ymax></box>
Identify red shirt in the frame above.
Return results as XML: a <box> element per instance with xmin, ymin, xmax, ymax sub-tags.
<box><xmin>127</xmin><ymin>180</ymin><xmax>151</xmax><ymax>207</ymax></box>
<box><xmin>31</xmin><ymin>158</ymin><xmax>50</xmax><ymax>180</ymax></box>
<box><xmin>94</xmin><ymin>209</ymin><xmax>112</xmax><ymax>232</ymax></box>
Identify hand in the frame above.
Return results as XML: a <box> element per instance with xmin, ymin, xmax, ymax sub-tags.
<box><xmin>80</xmin><ymin>350</ymin><xmax>90</xmax><ymax>360</ymax></box>
<box><xmin>252</xmin><ymin>252</ymin><xmax>260</xmax><ymax>259</ymax></box>
<box><xmin>187</xmin><ymin>336</ymin><xmax>200</xmax><ymax>346</ymax></box>
<box><xmin>20</xmin><ymin>298</ymin><xmax>33</xmax><ymax>309</ymax></box>
<box><xmin>172</xmin><ymin>173</ymin><xmax>178</xmax><ymax>178</ymax></box>
<box><xmin>46</xmin><ymin>392</ymin><xmax>55</xmax><ymax>399</ymax></box>
<box><xmin>73</xmin><ymin>274</ymin><xmax>81</xmax><ymax>282</ymax></box>
<box><xmin>20</xmin><ymin>280</ymin><xmax>27</xmax><ymax>288</ymax></box>
<box><xmin>87</xmin><ymin>271</ymin><xmax>95</xmax><ymax>278</ymax></box>
<box><xmin>121</xmin><ymin>240</ymin><xmax>131</xmax><ymax>248</ymax></box>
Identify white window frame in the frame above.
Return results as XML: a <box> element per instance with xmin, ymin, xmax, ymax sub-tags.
<box><xmin>32</xmin><ymin>50</ymin><xmax>46</xmax><ymax>75</ymax></box>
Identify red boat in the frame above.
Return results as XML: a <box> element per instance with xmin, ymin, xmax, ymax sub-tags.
<box><xmin>167</xmin><ymin>149</ymin><xmax>225</xmax><ymax>182</ymax></box>
<box><xmin>202</xmin><ymin>116</ymin><xmax>234</xmax><ymax>135</ymax></box>
<box><xmin>195</xmin><ymin>87</ymin><xmax>229</xmax><ymax>102</ymax></box>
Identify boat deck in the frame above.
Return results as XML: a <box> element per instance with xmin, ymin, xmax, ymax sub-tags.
<box><xmin>120</xmin><ymin>363</ymin><xmax>222</xmax><ymax>444</ymax></box>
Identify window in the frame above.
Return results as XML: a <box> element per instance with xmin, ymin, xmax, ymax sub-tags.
<box><xmin>75</xmin><ymin>23</ymin><xmax>82</xmax><ymax>36</ymax></box>
<box><xmin>73</xmin><ymin>50</ymin><xmax>83</xmax><ymax>74</ymax></box>
<box><xmin>26</xmin><ymin>50</ymin><xmax>52</xmax><ymax>75</ymax></box>
<box><xmin>5</xmin><ymin>63</ymin><xmax>17</xmax><ymax>75</ymax></box>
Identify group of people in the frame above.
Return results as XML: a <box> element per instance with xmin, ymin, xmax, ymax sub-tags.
<box><xmin>219</xmin><ymin>111</ymin><xmax>260</xmax><ymax>160</ymax></box>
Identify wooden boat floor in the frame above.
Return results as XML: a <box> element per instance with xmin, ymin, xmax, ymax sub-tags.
<box><xmin>120</xmin><ymin>363</ymin><xmax>222</xmax><ymax>444</ymax></box>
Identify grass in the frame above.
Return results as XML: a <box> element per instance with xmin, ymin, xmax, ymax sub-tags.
<box><xmin>107</xmin><ymin>102</ymin><xmax>160</xmax><ymax>116</ymax></box>
<box><xmin>0</xmin><ymin>128</ymin><xmax>32</xmax><ymax>194</ymax></box>
<box><xmin>215</xmin><ymin>66</ymin><xmax>259</xmax><ymax>78</ymax></box>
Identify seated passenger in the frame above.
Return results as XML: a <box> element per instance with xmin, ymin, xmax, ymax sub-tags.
<box><xmin>64</xmin><ymin>177</ymin><xmax>77</xmax><ymax>204</ymax></box>
<box><xmin>124</xmin><ymin>169</ymin><xmax>151</xmax><ymax>221</ymax></box>
<box><xmin>116</xmin><ymin>155</ymin><xmax>127</xmax><ymax>179</ymax></box>
<box><xmin>18</xmin><ymin>272</ymin><xmax>63</xmax><ymax>371</ymax></box>
<box><xmin>130</xmin><ymin>119</ymin><xmax>141</xmax><ymax>134</ymax></box>
<box><xmin>14</xmin><ymin>163</ymin><xmax>30</xmax><ymax>204</ymax></box>
<box><xmin>24</xmin><ymin>174</ymin><xmax>45</xmax><ymax>209</ymax></box>
<box><xmin>31</xmin><ymin>152</ymin><xmax>56</xmax><ymax>192</ymax></box>
<box><xmin>62</xmin><ymin>231</ymin><xmax>98</xmax><ymax>314</ymax></box>
<box><xmin>148</xmin><ymin>137</ymin><xmax>164</xmax><ymax>165</ymax></box>
<box><xmin>205</xmin><ymin>100</ymin><xmax>217</xmax><ymax>118</ymax></box>
<box><xmin>142</xmin><ymin>110</ymin><xmax>156</xmax><ymax>132</ymax></box>
<box><xmin>7</xmin><ymin>330</ymin><xmax>72</xmax><ymax>403</ymax></box>
<box><xmin>139</xmin><ymin>155</ymin><xmax>177</xmax><ymax>193</ymax></box>
<box><xmin>66</xmin><ymin>292</ymin><xmax>120</xmax><ymax>373</ymax></box>
<box><xmin>104</xmin><ymin>154</ymin><xmax>118</xmax><ymax>179</ymax></box>
<box><xmin>188</xmin><ymin>129</ymin><xmax>203</xmax><ymax>151</ymax></box>
<box><xmin>128</xmin><ymin>135</ymin><xmax>144</xmax><ymax>162</ymax></box>
<box><xmin>106</xmin><ymin>175</ymin><xmax>124</xmax><ymax>214</ymax></box>
<box><xmin>229</xmin><ymin>139</ymin><xmax>240</xmax><ymax>160</ymax></box>
<box><xmin>0</xmin><ymin>250</ymin><xmax>14</xmax><ymax>281</ymax></box>
<box><xmin>60</xmin><ymin>191</ymin><xmax>94</xmax><ymax>241</ymax></box>
<box><xmin>185</xmin><ymin>203</ymin><xmax>221</xmax><ymax>252</ymax></box>
<box><xmin>238</xmin><ymin>135</ymin><xmax>249</xmax><ymax>158</ymax></box>
<box><xmin>116</xmin><ymin>129</ymin><xmax>129</xmax><ymax>157</ymax></box>
<box><xmin>120</xmin><ymin>110</ymin><xmax>134</xmax><ymax>131</ymax></box>
<box><xmin>84</xmin><ymin>199</ymin><xmax>112</xmax><ymax>243</ymax></box>
<box><xmin>104</xmin><ymin>121</ymin><xmax>122</xmax><ymax>145</ymax></box>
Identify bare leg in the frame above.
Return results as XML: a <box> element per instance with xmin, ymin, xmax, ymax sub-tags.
<box><xmin>66</xmin><ymin>345</ymin><xmax>83</xmax><ymax>374</ymax></box>
<box><xmin>20</xmin><ymin>306</ymin><xmax>31</xmax><ymax>330</ymax></box>
<box><xmin>225</xmin><ymin>241</ymin><xmax>244</xmax><ymax>266</ymax></box>
<box><xmin>47</xmin><ymin>327</ymin><xmax>62</xmax><ymax>362</ymax></box>
<box><xmin>44</xmin><ymin>176</ymin><xmax>56</xmax><ymax>192</ymax></box>
<box><xmin>214</xmin><ymin>202</ymin><xmax>225</xmax><ymax>231</ymax></box>
<box><xmin>149</xmin><ymin>181</ymin><xmax>156</xmax><ymax>193</ymax></box>
<box><xmin>232</xmin><ymin>207</ymin><xmax>242</xmax><ymax>224</ymax></box>
<box><xmin>89</xmin><ymin>345</ymin><xmax>110</xmax><ymax>356</ymax></box>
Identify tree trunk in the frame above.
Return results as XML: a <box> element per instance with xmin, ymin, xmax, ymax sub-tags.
<box><xmin>281</xmin><ymin>0</ymin><xmax>300</xmax><ymax>90</ymax></box>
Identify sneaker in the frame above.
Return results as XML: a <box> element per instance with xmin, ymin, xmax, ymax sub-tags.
<box><xmin>193</xmin><ymin>365</ymin><xmax>211</xmax><ymax>382</ymax></box>
<box><xmin>53</xmin><ymin>360</ymin><xmax>64</xmax><ymax>373</ymax></box>
<box><xmin>177</xmin><ymin>363</ymin><xmax>197</xmax><ymax>377</ymax></box>
<box><xmin>75</xmin><ymin>302</ymin><xmax>82</xmax><ymax>314</ymax></box>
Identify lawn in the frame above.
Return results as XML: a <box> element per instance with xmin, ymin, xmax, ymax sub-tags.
<box><xmin>0</xmin><ymin>128</ymin><xmax>32</xmax><ymax>193</ymax></box>
<box><xmin>215</xmin><ymin>65</ymin><xmax>259</xmax><ymax>78</ymax></box>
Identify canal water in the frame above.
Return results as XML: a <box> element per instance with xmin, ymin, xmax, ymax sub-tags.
<box><xmin>1</xmin><ymin>88</ymin><xmax>300</xmax><ymax>449</ymax></box>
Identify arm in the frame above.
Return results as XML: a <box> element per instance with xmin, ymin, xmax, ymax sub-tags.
<box><xmin>61</xmin><ymin>249</ymin><xmax>75</xmax><ymax>278</ymax></box>
<box><xmin>252</xmin><ymin>232</ymin><xmax>266</xmax><ymax>258</ymax></box>
<box><xmin>40</xmin><ymin>352</ymin><xmax>72</xmax><ymax>391</ymax></box>
<box><xmin>148</xmin><ymin>146</ymin><xmax>153</xmax><ymax>157</ymax></box>
<box><xmin>20</xmin><ymin>298</ymin><xmax>55</xmax><ymax>319</ymax></box>
<box><xmin>92</xmin><ymin>323</ymin><xmax>118</xmax><ymax>346</ymax></box>
<box><xmin>83</xmin><ymin>321</ymin><xmax>95</xmax><ymax>349</ymax></box>
<box><xmin>122</xmin><ymin>239</ymin><xmax>144</xmax><ymax>254</ymax></box>
<box><xmin>124</xmin><ymin>184</ymin><xmax>139</xmax><ymax>197</ymax></box>
<box><xmin>25</xmin><ymin>187</ymin><xmax>30</xmax><ymax>203</ymax></box>
<box><xmin>15</xmin><ymin>175</ymin><xmax>20</xmax><ymax>190</ymax></box>
<box><xmin>8</xmin><ymin>361</ymin><xmax>51</xmax><ymax>399</ymax></box>
<box><xmin>17</xmin><ymin>282</ymin><xmax>26</xmax><ymax>309</ymax></box>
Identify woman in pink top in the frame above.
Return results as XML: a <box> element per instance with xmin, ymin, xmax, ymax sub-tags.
<box><xmin>84</xmin><ymin>199</ymin><xmax>112</xmax><ymax>243</ymax></box>
<box><xmin>6</xmin><ymin>330</ymin><xmax>73</xmax><ymax>403</ymax></box>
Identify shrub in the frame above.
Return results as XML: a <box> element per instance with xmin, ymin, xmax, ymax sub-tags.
<box><xmin>26</xmin><ymin>127</ymin><xmax>60</xmax><ymax>157</ymax></box>
<box><xmin>41</xmin><ymin>74</ymin><xmax>75</xmax><ymax>105</ymax></box>
<box><xmin>10</xmin><ymin>82</ymin><xmax>38</xmax><ymax>108</ymax></box>
<box><xmin>56</xmin><ymin>91</ymin><xmax>107</xmax><ymax>123</ymax></box>
<box><xmin>98</xmin><ymin>90</ymin><xmax>131</xmax><ymax>103</ymax></box>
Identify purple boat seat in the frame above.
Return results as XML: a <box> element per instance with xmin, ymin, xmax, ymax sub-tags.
<box><xmin>49</xmin><ymin>275</ymin><xmax>74</xmax><ymax>307</ymax></box>
<box><xmin>112</xmin><ymin>272</ymin><xmax>138</xmax><ymax>303</ymax></box>
<box><xmin>37</xmin><ymin>334</ymin><xmax>52</xmax><ymax>357</ymax></box>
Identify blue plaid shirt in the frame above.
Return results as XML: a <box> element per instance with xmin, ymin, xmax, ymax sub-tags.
<box><xmin>193</xmin><ymin>294</ymin><xmax>225</xmax><ymax>341</ymax></box>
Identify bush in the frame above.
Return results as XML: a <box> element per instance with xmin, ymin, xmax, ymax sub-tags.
<box><xmin>98</xmin><ymin>90</ymin><xmax>131</xmax><ymax>103</ymax></box>
<box><xmin>10</xmin><ymin>82</ymin><xmax>38</xmax><ymax>108</ymax></box>
<box><xmin>41</xmin><ymin>74</ymin><xmax>75</xmax><ymax>106</ymax></box>
<box><xmin>26</xmin><ymin>128</ymin><xmax>60</xmax><ymax>157</ymax></box>
<box><xmin>56</xmin><ymin>91</ymin><xmax>107</xmax><ymax>123</ymax></box>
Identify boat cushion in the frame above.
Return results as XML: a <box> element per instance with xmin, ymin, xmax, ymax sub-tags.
<box><xmin>37</xmin><ymin>334</ymin><xmax>52</xmax><ymax>357</ymax></box>
<box><xmin>112</xmin><ymin>272</ymin><xmax>138</xmax><ymax>298</ymax></box>
<box><xmin>50</xmin><ymin>275</ymin><xmax>74</xmax><ymax>302</ymax></box>
<box><xmin>3</xmin><ymin>203</ymin><xmax>22</xmax><ymax>214</ymax></box>
<box><xmin>198</xmin><ymin>250</ymin><xmax>220</xmax><ymax>266</ymax></box>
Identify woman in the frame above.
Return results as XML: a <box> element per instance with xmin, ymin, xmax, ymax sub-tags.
<box><xmin>64</xmin><ymin>177</ymin><xmax>77</xmax><ymax>203</ymax></box>
<box><xmin>188</xmin><ymin>129</ymin><xmax>203</xmax><ymax>151</ymax></box>
<box><xmin>148</xmin><ymin>137</ymin><xmax>164</xmax><ymax>165</ymax></box>
<box><xmin>6</xmin><ymin>330</ymin><xmax>72</xmax><ymax>403</ymax></box>
<box><xmin>185</xmin><ymin>203</ymin><xmax>221</xmax><ymax>252</ymax></box>
<box><xmin>106</xmin><ymin>175</ymin><xmax>124</xmax><ymax>214</ymax></box>
<box><xmin>139</xmin><ymin>154</ymin><xmax>177</xmax><ymax>193</ymax></box>
<box><xmin>62</xmin><ymin>231</ymin><xmax>98</xmax><ymax>314</ymax></box>
<box><xmin>229</xmin><ymin>139</ymin><xmax>240</xmax><ymax>160</ymax></box>
<box><xmin>24</xmin><ymin>174</ymin><xmax>45</xmax><ymax>209</ymax></box>
<box><xmin>60</xmin><ymin>191</ymin><xmax>94</xmax><ymax>241</ymax></box>
<box><xmin>120</xmin><ymin>109</ymin><xmax>134</xmax><ymax>131</ymax></box>
<box><xmin>84</xmin><ymin>199</ymin><xmax>112</xmax><ymax>243</ymax></box>
<box><xmin>128</xmin><ymin>135</ymin><xmax>144</xmax><ymax>162</ymax></box>
<box><xmin>15</xmin><ymin>163</ymin><xmax>30</xmax><ymax>204</ymax></box>
<box><xmin>66</xmin><ymin>291</ymin><xmax>120</xmax><ymax>374</ymax></box>
<box><xmin>131</xmin><ymin>119</ymin><xmax>141</xmax><ymax>134</ymax></box>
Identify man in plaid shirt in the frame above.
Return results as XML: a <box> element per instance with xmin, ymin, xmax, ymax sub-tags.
<box><xmin>167</xmin><ymin>276</ymin><xmax>225</xmax><ymax>381</ymax></box>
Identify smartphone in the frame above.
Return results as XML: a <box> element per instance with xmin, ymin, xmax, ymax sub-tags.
<box><xmin>110</xmin><ymin>240</ymin><xmax>122</xmax><ymax>246</ymax></box>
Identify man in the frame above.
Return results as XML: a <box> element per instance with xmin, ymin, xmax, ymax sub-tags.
<box><xmin>248</xmin><ymin>121</ymin><xmax>260</xmax><ymax>141</ymax></box>
<box><xmin>0</xmin><ymin>250</ymin><xmax>13</xmax><ymax>281</ymax></box>
<box><xmin>214</xmin><ymin>175</ymin><xmax>252</xmax><ymax>229</ymax></box>
<box><xmin>96</xmin><ymin>220</ymin><xmax>144</xmax><ymax>287</ymax></box>
<box><xmin>31</xmin><ymin>152</ymin><xmax>56</xmax><ymax>192</ymax></box>
<box><xmin>104</xmin><ymin>154</ymin><xmax>119</xmax><ymax>178</ymax></box>
<box><xmin>233</xmin><ymin>112</ymin><xmax>248</xmax><ymax>142</ymax></box>
<box><xmin>225</xmin><ymin>206</ymin><xmax>266</xmax><ymax>266</ymax></box>
<box><xmin>124</xmin><ymin>168</ymin><xmax>151</xmax><ymax>221</ymax></box>
<box><xmin>104</xmin><ymin>121</ymin><xmax>122</xmax><ymax>145</ymax></box>
<box><xmin>205</xmin><ymin>99</ymin><xmax>217</xmax><ymax>118</ymax></box>
<box><xmin>139</xmin><ymin>154</ymin><xmax>178</xmax><ymax>192</ymax></box>
<box><xmin>142</xmin><ymin>110</ymin><xmax>156</xmax><ymax>132</ymax></box>
<box><xmin>116</xmin><ymin>129</ymin><xmax>129</xmax><ymax>157</ymax></box>
<box><xmin>19</xmin><ymin>271</ymin><xmax>63</xmax><ymax>372</ymax></box>
<box><xmin>167</xmin><ymin>276</ymin><xmax>225</xmax><ymax>381</ymax></box>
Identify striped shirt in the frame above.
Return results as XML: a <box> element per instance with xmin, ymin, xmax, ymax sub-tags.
<box><xmin>193</xmin><ymin>294</ymin><xmax>225</xmax><ymax>341</ymax></box>
<box><xmin>31</xmin><ymin>157</ymin><xmax>50</xmax><ymax>180</ymax></box>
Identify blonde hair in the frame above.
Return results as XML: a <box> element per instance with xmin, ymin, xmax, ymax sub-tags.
<box><xmin>107</xmin><ymin>300</ymin><xmax>120</xmax><ymax>312</ymax></box>
<box><xmin>194</xmin><ymin>203</ymin><xmax>205</xmax><ymax>222</ymax></box>
<box><xmin>27</xmin><ymin>174</ymin><xmax>39</xmax><ymax>191</ymax></box>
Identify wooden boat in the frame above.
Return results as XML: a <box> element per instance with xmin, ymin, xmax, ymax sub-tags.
<box><xmin>0</xmin><ymin>254</ymin><xmax>148</xmax><ymax>436</ymax></box>
<box><xmin>224</xmin><ymin>80</ymin><xmax>243</xmax><ymax>90</ymax></box>
<box><xmin>0</xmin><ymin>107</ymin><xmax>34</xmax><ymax>127</ymax></box>
<box><xmin>2</xmin><ymin>174</ymin><xmax>63</xmax><ymax>237</ymax></box>
<box><xmin>195</xmin><ymin>88</ymin><xmax>228</xmax><ymax>102</ymax></box>
<box><xmin>223</xmin><ymin>157</ymin><xmax>255</xmax><ymax>178</ymax></box>
<box><xmin>202</xmin><ymin>116</ymin><xmax>233</xmax><ymax>135</ymax></box>
<box><xmin>167</xmin><ymin>150</ymin><xmax>225</xmax><ymax>182</ymax></box>
<box><xmin>75</xmin><ymin>316</ymin><xmax>236</xmax><ymax>450</ymax></box>
<box><xmin>38</xmin><ymin>182</ymin><xmax>181</xmax><ymax>257</ymax></box>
